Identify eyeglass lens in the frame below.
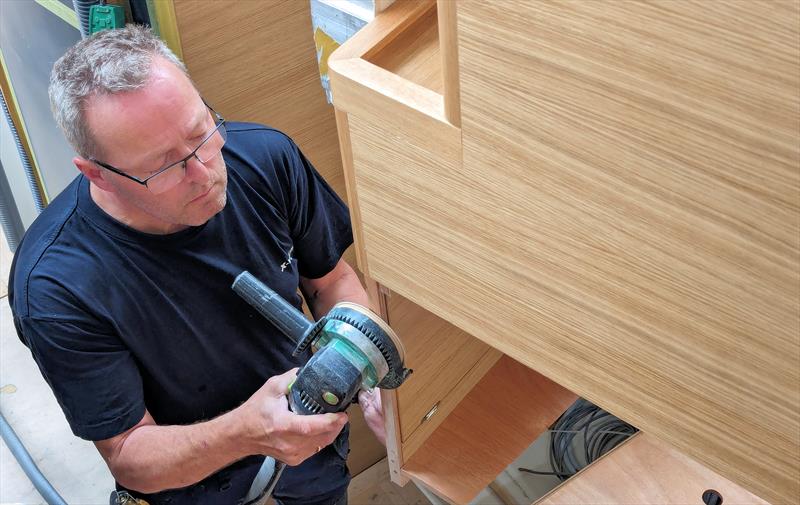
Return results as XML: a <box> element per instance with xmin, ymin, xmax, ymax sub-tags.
<box><xmin>147</xmin><ymin>121</ymin><xmax>227</xmax><ymax>195</ymax></box>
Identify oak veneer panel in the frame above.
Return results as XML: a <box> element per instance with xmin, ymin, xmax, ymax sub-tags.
<box><xmin>403</xmin><ymin>355</ymin><xmax>577</xmax><ymax>505</ymax></box>
<box><xmin>538</xmin><ymin>433</ymin><xmax>769</xmax><ymax>505</ymax></box>
<box><xmin>173</xmin><ymin>0</ymin><xmax>348</xmax><ymax>206</ymax></box>
<box><xmin>433</xmin><ymin>2</ymin><xmax>796</xmax><ymax>503</ymax></box>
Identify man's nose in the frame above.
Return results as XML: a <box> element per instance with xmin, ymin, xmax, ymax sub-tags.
<box><xmin>183</xmin><ymin>153</ymin><xmax>212</xmax><ymax>183</ymax></box>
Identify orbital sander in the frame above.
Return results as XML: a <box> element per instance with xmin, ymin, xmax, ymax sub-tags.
<box><xmin>232</xmin><ymin>271</ymin><xmax>412</xmax><ymax>503</ymax></box>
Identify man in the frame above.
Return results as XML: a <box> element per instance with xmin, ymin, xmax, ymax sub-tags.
<box><xmin>8</xmin><ymin>25</ymin><xmax>384</xmax><ymax>505</ymax></box>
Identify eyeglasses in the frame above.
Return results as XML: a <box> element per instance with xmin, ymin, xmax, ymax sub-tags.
<box><xmin>89</xmin><ymin>103</ymin><xmax>227</xmax><ymax>195</ymax></box>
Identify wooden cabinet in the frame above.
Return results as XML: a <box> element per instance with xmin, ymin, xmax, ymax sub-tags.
<box><xmin>329</xmin><ymin>1</ymin><xmax>799</xmax><ymax>503</ymax></box>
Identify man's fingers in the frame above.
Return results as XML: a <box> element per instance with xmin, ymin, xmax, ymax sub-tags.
<box><xmin>267</xmin><ymin>368</ymin><xmax>299</xmax><ymax>396</ymax></box>
<box><xmin>295</xmin><ymin>412</ymin><xmax>347</xmax><ymax>436</ymax></box>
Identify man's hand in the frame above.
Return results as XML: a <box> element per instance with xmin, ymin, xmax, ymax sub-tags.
<box><xmin>239</xmin><ymin>368</ymin><xmax>348</xmax><ymax>465</ymax></box>
<box><xmin>358</xmin><ymin>388</ymin><xmax>386</xmax><ymax>446</ymax></box>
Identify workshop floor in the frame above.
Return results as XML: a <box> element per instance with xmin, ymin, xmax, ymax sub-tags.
<box><xmin>0</xmin><ymin>227</ymin><xmax>428</xmax><ymax>505</ymax></box>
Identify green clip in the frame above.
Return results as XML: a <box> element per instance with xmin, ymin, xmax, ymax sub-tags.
<box><xmin>89</xmin><ymin>4</ymin><xmax>125</xmax><ymax>35</ymax></box>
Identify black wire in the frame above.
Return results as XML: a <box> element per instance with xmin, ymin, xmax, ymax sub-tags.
<box><xmin>520</xmin><ymin>398</ymin><xmax>638</xmax><ymax>482</ymax></box>
<box><xmin>518</xmin><ymin>467</ymin><xmax>572</xmax><ymax>478</ymax></box>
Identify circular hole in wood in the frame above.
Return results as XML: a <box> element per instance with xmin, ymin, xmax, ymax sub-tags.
<box><xmin>702</xmin><ymin>489</ymin><xmax>723</xmax><ymax>505</ymax></box>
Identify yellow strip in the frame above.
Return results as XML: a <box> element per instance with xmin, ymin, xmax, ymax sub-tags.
<box><xmin>34</xmin><ymin>0</ymin><xmax>80</xmax><ymax>29</ymax></box>
<box><xmin>314</xmin><ymin>27</ymin><xmax>341</xmax><ymax>78</ymax></box>
<box><xmin>0</xmin><ymin>49</ymin><xmax>50</xmax><ymax>205</ymax></box>
<box><xmin>149</xmin><ymin>0</ymin><xmax>183</xmax><ymax>61</ymax></box>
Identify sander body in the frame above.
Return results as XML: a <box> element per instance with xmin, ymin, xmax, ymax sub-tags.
<box><xmin>231</xmin><ymin>271</ymin><xmax>412</xmax><ymax>503</ymax></box>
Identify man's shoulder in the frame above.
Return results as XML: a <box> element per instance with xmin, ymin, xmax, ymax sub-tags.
<box><xmin>223</xmin><ymin>122</ymin><xmax>303</xmax><ymax>194</ymax></box>
<box><xmin>9</xmin><ymin>176</ymin><xmax>96</xmax><ymax>319</ymax></box>
<box><xmin>224</xmin><ymin>122</ymin><xmax>296</xmax><ymax>156</ymax></box>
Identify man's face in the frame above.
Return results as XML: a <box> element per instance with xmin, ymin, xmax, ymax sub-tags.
<box><xmin>85</xmin><ymin>58</ymin><xmax>228</xmax><ymax>232</ymax></box>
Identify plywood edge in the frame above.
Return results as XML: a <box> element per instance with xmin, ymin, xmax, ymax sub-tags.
<box><xmin>381</xmin><ymin>386</ymin><xmax>409</xmax><ymax>486</ymax></box>
<box><xmin>333</xmin><ymin>109</ymin><xmax>369</xmax><ymax>274</ymax></box>
<box><xmin>437</xmin><ymin>0</ymin><xmax>460</xmax><ymax>126</ymax></box>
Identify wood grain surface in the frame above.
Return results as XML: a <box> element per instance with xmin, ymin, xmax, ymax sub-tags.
<box><xmin>173</xmin><ymin>0</ymin><xmax>348</xmax><ymax>210</ymax></box>
<box><xmin>437</xmin><ymin>0</ymin><xmax>460</xmax><ymax>126</ymax></box>
<box><xmin>386</xmin><ymin>292</ymin><xmax>499</xmax><ymax>457</ymax></box>
<box><xmin>332</xmin><ymin>0</ymin><xmax>799</xmax><ymax>501</ymax></box>
<box><xmin>449</xmin><ymin>2</ymin><xmax>798</xmax><ymax>503</ymax></box>
<box><xmin>403</xmin><ymin>355</ymin><xmax>577</xmax><ymax>505</ymax></box>
<box><xmin>537</xmin><ymin>433</ymin><xmax>770</xmax><ymax>505</ymax></box>
<box><xmin>367</xmin><ymin>6</ymin><xmax>442</xmax><ymax>94</ymax></box>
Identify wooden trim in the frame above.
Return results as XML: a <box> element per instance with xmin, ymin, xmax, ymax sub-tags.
<box><xmin>329</xmin><ymin>0</ymin><xmax>434</xmax><ymax>61</ymax></box>
<box><xmin>363</xmin><ymin>279</ymin><xmax>407</xmax><ymax>486</ymax></box>
<box><xmin>330</xmin><ymin>58</ymin><xmax>446</xmax><ymax>123</ymax></box>
<box><xmin>0</xmin><ymin>48</ymin><xmax>49</xmax><ymax>205</ymax></box>
<box><xmin>334</xmin><ymin>109</ymin><xmax>369</xmax><ymax>274</ymax></box>
<box><xmin>381</xmin><ymin>385</ymin><xmax>408</xmax><ymax>486</ymax></box>
<box><xmin>437</xmin><ymin>0</ymin><xmax>460</xmax><ymax>127</ymax></box>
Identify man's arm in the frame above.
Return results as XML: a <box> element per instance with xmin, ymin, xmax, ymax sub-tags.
<box><xmin>300</xmin><ymin>259</ymin><xmax>369</xmax><ymax>319</ymax></box>
<box><xmin>94</xmin><ymin>369</ymin><xmax>346</xmax><ymax>494</ymax></box>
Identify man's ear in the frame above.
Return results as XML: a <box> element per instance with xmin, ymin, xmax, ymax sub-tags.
<box><xmin>74</xmin><ymin>157</ymin><xmax>115</xmax><ymax>192</ymax></box>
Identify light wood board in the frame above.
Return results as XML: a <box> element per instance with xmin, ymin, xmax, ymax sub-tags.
<box><xmin>403</xmin><ymin>355</ymin><xmax>577</xmax><ymax>505</ymax></box>
<box><xmin>537</xmin><ymin>433</ymin><xmax>770</xmax><ymax>505</ymax></box>
<box><xmin>367</xmin><ymin>5</ymin><xmax>442</xmax><ymax>94</ymax></box>
<box><xmin>443</xmin><ymin>2</ymin><xmax>797</xmax><ymax>503</ymax></box>
<box><xmin>173</xmin><ymin>0</ymin><xmax>350</xmax><ymax>231</ymax></box>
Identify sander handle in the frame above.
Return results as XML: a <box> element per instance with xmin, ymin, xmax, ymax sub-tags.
<box><xmin>232</xmin><ymin>271</ymin><xmax>313</xmax><ymax>344</ymax></box>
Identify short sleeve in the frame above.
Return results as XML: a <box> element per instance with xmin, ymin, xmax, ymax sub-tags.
<box><xmin>16</xmin><ymin>316</ymin><xmax>145</xmax><ymax>441</ymax></box>
<box><xmin>283</xmin><ymin>140</ymin><xmax>353</xmax><ymax>279</ymax></box>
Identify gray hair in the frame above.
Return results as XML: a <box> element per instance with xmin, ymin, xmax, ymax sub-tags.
<box><xmin>49</xmin><ymin>24</ymin><xmax>188</xmax><ymax>158</ymax></box>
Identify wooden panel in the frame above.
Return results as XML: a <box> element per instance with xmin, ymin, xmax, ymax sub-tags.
<box><xmin>403</xmin><ymin>355</ymin><xmax>577</xmax><ymax>505</ymax></box>
<box><xmin>437</xmin><ymin>0</ymin><xmax>460</xmax><ymax>126</ymax></box>
<box><xmin>537</xmin><ymin>433</ymin><xmax>769</xmax><ymax>505</ymax></box>
<box><xmin>173</xmin><ymin>0</ymin><xmax>349</xmax><ymax>224</ymax></box>
<box><xmin>420</xmin><ymin>2</ymin><xmax>800</xmax><ymax>503</ymax></box>
<box><xmin>387</xmin><ymin>293</ymin><xmax>497</xmax><ymax>453</ymax></box>
<box><xmin>367</xmin><ymin>5</ymin><xmax>441</xmax><ymax>94</ymax></box>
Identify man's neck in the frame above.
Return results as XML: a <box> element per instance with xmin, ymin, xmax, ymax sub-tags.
<box><xmin>89</xmin><ymin>183</ymin><xmax>188</xmax><ymax>235</ymax></box>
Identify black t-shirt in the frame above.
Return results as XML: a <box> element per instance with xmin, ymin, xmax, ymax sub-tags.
<box><xmin>8</xmin><ymin>123</ymin><xmax>354</xmax><ymax>505</ymax></box>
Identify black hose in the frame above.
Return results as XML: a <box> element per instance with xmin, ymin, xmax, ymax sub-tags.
<box><xmin>0</xmin><ymin>91</ymin><xmax>44</xmax><ymax>213</ymax></box>
<box><xmin>0</xmin><ymin>411</ymin><xmax>68</xmax><ymax>505</ymax></box>
<box><xmin>0</xmin><ymin>158</ymin><xmax>25</xmax><ymax>252</ymax></box>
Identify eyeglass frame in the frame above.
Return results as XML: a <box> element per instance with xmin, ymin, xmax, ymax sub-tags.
<box><xmin>88</xmin><ymin>101</ymin><xmax>226</xmax><ymax>191</ymax></box>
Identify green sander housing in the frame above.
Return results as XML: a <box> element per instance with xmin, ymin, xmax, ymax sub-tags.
<box><xmin>232</xmin><ymin>271</ymin><xmax>412</xmax><ymax>415</ymax></box>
